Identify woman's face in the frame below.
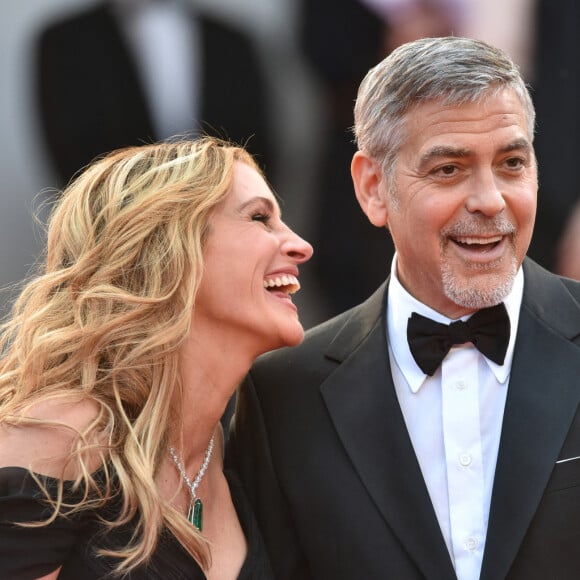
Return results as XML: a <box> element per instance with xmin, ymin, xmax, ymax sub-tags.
<box><xmin>194</xmin><ymin>162</ymin><xmax>313</xmax><ymax>356</ymax></box>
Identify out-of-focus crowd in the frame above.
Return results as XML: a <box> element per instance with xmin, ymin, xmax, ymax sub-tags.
<box><xmin>3</xmin><ymin>0</ymin><xmax>580</xmax><ymax>326</ymax></box>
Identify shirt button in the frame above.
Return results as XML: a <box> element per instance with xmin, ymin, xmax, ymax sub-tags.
<box><xmin>465</xmin><ymin>537</ymin><xmax>478</xmax><ymax>551</ymax></box>
<box><xmin>459</xmin><ymin>453</ymin><xmax>472</xmax><ymax>467</ymax></box>
<box><xmin>455</xmin><ymin>380</ymin><xmax>467</xmax><ymax>390</ymax></box>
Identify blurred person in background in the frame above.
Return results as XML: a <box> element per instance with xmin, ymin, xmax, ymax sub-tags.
<box><xmin>530</xmin><ymin>0</ymin><xmax>580</xmax><ymax>278</ymax></box>
<box><xmin>34</xmin><ymin>0</ymin><xmax>273</xmax><ymax>187</ymax></box>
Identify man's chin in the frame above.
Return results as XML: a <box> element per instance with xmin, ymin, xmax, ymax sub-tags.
<box><xmin>443</xmin><ymin>273</ymin><xmax>516</xmax><ymax>310</ymax></box>
<box><xmin>441</xmin><ymin>255</ymin><xmax>518</xmax><ymax>310</ymax></box>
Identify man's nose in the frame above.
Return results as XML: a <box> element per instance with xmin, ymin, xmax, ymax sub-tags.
<box><xmin>465</xmin><ymin>169</ymin><xmax>506</xmax><ymax>216</ymax></box>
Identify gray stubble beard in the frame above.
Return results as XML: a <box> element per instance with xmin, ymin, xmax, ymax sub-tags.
<box><xmin>440</xmin><ymin>246</ymin><xmax>518</xmax><ymax>310</ymax></box>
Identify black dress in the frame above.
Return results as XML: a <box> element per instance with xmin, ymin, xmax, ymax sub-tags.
<box><xmin>0</xmin><ymin>465</ymin><xmax>273</xmax><ymax>579</ymax></box>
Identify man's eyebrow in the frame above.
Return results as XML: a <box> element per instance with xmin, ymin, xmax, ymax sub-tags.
<box><xmin>418</xmin><ymin>146</ymin><xmax>471</xmax><ymax>170</ymax></box>
<box><xmin>499</xmin><ymin>138</ymin><xmax>533</xmax><ymax>154</ymax></box>
<box><xmin>418</xmin><ymin>138</ymin><xmax>533</xmax><ymax>170</ymax></box>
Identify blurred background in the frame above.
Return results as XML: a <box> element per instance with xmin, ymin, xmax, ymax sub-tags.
<box><xmin>0</xmin><ymin>0</ymin><xmax>326</xmax><ymax>323</ymax></box>
<box><xmin>1</xmin><ymin>0</ymin><xmax>578</xmax><ymax>328</ymax></box>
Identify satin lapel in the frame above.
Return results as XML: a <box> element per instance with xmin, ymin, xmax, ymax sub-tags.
<box><xmin>481</xmin><ymin>260</ymin><xmax>580</xmax><ymax>579</ymax></box>
<box><xmin>320</xmin><ymin>286</ymin><xmax>456</xmax><ymax>580</ymax></box>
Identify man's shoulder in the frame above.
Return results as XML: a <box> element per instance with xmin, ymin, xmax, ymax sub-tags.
<box><xmin>251</xmin><ymin>284</ymin><xmax>387</xmax><ymax>382</ymax></box>
<box><xmin>524</xmin><ymin>257</ymin><xmax>580</xmax><ymax>302</ymax></box>
<box><xmin>39</xmin><ymin>2</ymin><xmax>111</xmax><ymax>38</ymax></box>
<box><xmin>522</xmin><ymin>258</ymin><xmax>580</xmax><ymax>339</ymax></box>
<box><xmin>253</xmin><ymin>307</ymin><xmax>357</xmax><ymax>372</ymax></box>
<box><xmin>242</xmin><ymin>306</ymin><xmax>364</xmax><ymax>411</ymax></box>
<box><xmin>557</xmin><ymin>269</ymin><xmax>580</xmax><ymax>296</ymax></box>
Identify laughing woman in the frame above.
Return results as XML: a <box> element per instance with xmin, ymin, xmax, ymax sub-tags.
<box><xmin>0</xmin><ymin>137</ymin><xmax>312</xmax><ymax>579</ymax></box>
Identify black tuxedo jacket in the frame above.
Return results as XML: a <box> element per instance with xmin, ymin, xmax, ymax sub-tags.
<box><xmin>228</xmin><ymin>258</ymin><xmax>580</xmax><ymax>579</ymax></box>
<box><xmin>35</xmin><ymin>1</ymin><xmax>272</xmax><ymax>185</ymax></box>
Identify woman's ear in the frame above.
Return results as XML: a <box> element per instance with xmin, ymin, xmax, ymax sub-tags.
<box><xmin>351</xmin><ymin>151</ymin><xmax>389</xmax><ymax>227</ymax></box>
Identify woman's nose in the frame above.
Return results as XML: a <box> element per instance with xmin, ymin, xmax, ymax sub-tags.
<box><xmin>283</xmin><ymin>229</ymin><xmax>313</xmax><ymax>263</ymax></box>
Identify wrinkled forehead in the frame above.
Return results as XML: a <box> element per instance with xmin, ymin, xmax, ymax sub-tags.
<box><xmin>403</xmin><ymin>86</ymin><xmax>534</xmax><ymax>140</ymax></box>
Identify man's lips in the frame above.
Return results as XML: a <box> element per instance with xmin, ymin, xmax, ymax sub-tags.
<box><xmin>451</xmin><ymin>234</ymin><xmax>504</xmax><ymax>251</ymax></box>
<box><xmin>447</xmin><ymin>232</ymin><xmax>512</xmax><ymax>263</ymax></box>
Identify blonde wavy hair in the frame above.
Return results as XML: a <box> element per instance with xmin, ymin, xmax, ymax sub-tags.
<box><xmin>0</xmin><ymin>136</ymin><xmax>261</xmax><ymax>574</ymax></box>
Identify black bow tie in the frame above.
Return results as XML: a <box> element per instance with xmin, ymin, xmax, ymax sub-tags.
<box><xmin>407</xmin><ymin>303</ymin><xmax>510</xmax><ymax>376</ymax></box>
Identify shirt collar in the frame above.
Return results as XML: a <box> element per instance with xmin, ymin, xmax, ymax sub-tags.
<box><xmin>387</xmin><ymin>254</ymin><xmax>523</xmax><ymax>392</ymax></box>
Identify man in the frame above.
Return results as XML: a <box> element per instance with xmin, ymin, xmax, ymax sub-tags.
<box><xmin>227</xmin><ymin>37</ymin><xmax>580</xmax><ymax>579</ymax></box>
<box><xmin>34</xmin><ymin>0</ymin><xmax>272</xmax><ymax>186</ymax></box>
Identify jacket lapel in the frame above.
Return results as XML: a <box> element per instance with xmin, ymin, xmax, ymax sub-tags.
<box><xmin>320</xmin><ymin>284</ymin><xmax>456</xmax><ymax>580</ymax></box>
<box><xmin>481</xmin><ymin>259</ymin><xmax>580</xmax><ymax>579</ymax></box>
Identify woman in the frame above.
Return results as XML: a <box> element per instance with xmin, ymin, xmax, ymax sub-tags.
<box><xmin>0</xmin><ymin>137</ymin><xmax>313</xmax><ymax>579</ymax></box>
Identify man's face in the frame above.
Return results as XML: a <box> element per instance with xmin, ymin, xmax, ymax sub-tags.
<box><xmin>387</xmin><ymin>88</ymin><xmax>537</xmax><ymax>318</ymax></box>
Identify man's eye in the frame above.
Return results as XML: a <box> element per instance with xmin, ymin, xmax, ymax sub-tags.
<box><xmin>436</xmin><ymin>165</ymin><xmax>457</xmax><ymax>176</ymax></box>
<box><xmin>505</xmin><ymin>157</ymin><xmax>525</xmax><ymax>169</ymax></box>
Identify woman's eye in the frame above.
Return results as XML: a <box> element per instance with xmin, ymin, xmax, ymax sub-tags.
<box><xmin>252</xmin><ymin>213</ymin><xmax>271</xmax><ymax>224</ymax></box>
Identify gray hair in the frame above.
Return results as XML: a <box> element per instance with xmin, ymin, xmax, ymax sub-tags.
<box><xmin>353</xmin><ymin>36</ymin><xmax>535</xmax><ymax>184</ymax></box>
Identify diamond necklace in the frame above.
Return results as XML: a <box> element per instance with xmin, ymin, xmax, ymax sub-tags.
<box><xmin>169</xmin><ymin>435</ymin><xmax>215</xmax><ymax>531</ymax></box>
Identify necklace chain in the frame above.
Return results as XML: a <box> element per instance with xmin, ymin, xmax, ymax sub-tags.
<box><xmin>169</xmin><ymin>435</ymin><xmax>215</xmax><ymax>501</ymax></box>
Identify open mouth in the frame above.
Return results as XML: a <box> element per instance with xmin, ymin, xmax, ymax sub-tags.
<box><xmin>451</xmin><ymin>234</ymin><xmax>504</xmax><ymax>253</ymax></box>
<box><xmin>263</xmin><ymin>274</ymin><xmax>301</xmax><ymax>295</ymax></box>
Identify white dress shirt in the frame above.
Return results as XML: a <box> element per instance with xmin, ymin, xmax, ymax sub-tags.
<box><xmin>386</xmin><ymin>256</ymin><xmax>523</xmax><ymax>580</ymax></box>
<box><xmin>114</xmin><ymin>0</ymin><xmax>201</xmax><ymax>141</ymax></box>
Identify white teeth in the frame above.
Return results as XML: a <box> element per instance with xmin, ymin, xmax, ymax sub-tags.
<box><xmin>455</xmin><ymin>235</ymin><xmax>502</xmax><ymax>245</ymax></box>
<box><xmin>263</xmin><ymin>274</ymin><xmax>301</xmax><ymax>294</ymax></box>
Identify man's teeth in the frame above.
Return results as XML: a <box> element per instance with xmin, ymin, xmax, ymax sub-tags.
<box><xmin>454</xmin><ymin>235</ymin><xmax>503</xmax><ymax>245</ymax></box>
<box><xmin>263</xmin><ymin>275</ymin><xmax>301</xmax><ymax>293</ymax></box>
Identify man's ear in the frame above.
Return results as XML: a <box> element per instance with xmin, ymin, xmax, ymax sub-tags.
<box><xmin>351</xmin><ymin>151</ymin><xmax>389</xmax><ymax>227</ymax></box>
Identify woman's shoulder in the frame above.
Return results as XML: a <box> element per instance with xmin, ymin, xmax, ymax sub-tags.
<box><xmin>0</xmin><ymin>395</ymin><xmax>105</xmax><ymax>480</ymax></box>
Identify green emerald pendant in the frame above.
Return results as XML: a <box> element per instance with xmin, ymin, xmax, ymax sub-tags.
<box><xmin>187</xmin><ymin>499</ymin><xmax>203</xmax><ymax>531</ymax></box>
